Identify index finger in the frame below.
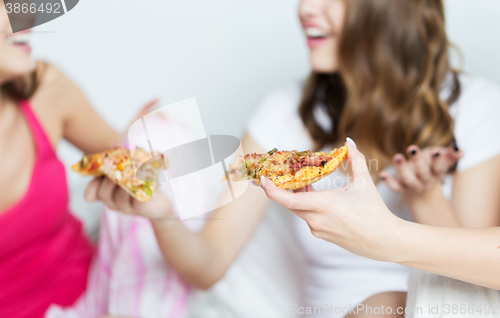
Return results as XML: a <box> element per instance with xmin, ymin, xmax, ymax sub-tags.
<box><xmin>261</xmin><ymin>177</ymin><xmax>324</xmax><ymax>212</ymax></box>
<box><xmin>431</xmin><ymin>146</ymin><xmax>463</xmax><ymax>176</ymax></box>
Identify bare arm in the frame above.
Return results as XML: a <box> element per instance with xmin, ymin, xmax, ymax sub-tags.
<box><xmin>85</xmin><ymin>132</ymin><xmax>271</xmax><ymax>289</ymax></box>
<box><xmin>452</xmin><ymin>155</ymin><xmax>500</xmax><ymax>227</ymax></box>
<box><xmin>263</xmin><ymin>139</ymin><xmax>500</xmax><ymax>289</ymax></box>
<box><xmin>396</xmin><ymin>221</ymin><xmax>500</xmax><ymax>289</ymax></box>
<box><xmin>152</xmin><ymin>133</ymin><xmax>271</xmax><ymax>289</ymax></box>
<box><xmin>31</xmin><ymin>62</ymin><xmax>119</xmax><ymax>153</ymax></box>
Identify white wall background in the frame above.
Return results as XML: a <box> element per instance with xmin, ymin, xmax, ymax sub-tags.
<box><xmin>445</xmin><ymin>0</ymin><xmax>500</xmax><ymax>84</ymax></box>
<box><xmin>30</xmin><ymin>0</ymin><xmax>500</xmax><ymax>231</ymax></box>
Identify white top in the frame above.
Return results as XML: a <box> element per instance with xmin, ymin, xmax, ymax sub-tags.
<box><xmin>246</xmin><ymin>74</ymin><xmax>500</xmax><ymax>317</ymax></box>
<box><xmin>405</xmin><ymin>270</ymin><xmax>500</xmax><ymax>318</ymax></box>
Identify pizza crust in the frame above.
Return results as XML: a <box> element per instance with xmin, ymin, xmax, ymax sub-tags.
<box><xmin>72</xmin><ymin>148</ymin><xmax>166</xmax><ymax>202</ymax></box>
<box><xmin>259</xmin><ymin>147</ymin><xmax>347</xmax><ymax>190</ymax></box>
<box><xmin>71</xmin><ymin>156</ymin><xmax>104</xmax><ymax>177</ymax></box>
<box><xmin>230</xmin><ymin>146</ymin><xmax>348</xmax><ymax>191</ymax></box>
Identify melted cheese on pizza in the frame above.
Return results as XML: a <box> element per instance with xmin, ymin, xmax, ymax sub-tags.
<box><xmin>229</xmin><ymin>146</ymin><xmax>347</xmax><ymax>191</ymax></box>
<box><xmin>72</xmin><ymin>147</ymin><xmax>167</xmax><ymax>202</ymax></box>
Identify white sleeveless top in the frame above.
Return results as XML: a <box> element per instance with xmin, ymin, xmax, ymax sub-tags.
<box><xmin>246</xmin><ymin>74</ymin><xmax>500</xmax><ymax>317</ymax></box>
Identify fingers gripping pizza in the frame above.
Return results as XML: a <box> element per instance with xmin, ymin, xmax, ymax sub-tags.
<box><xmin>72</xmin><ymin>147</ymin><xmax>167</xmax><ymax>202</ymax></box>
<box><xmin>228</xmin><ymin>146</ymin><xmax>348</xmax><ymax>190</ymax></box>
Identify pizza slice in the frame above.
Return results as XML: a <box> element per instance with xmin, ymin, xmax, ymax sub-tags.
<box><xmin>72</xmin><ymin>147</ymin><xmax>168</xmax><ymax>202</ymax></box>
<box><xmin>228</xmin><ymin>146</ymin><xmax>348</xmax><ymax>190</ymax></box>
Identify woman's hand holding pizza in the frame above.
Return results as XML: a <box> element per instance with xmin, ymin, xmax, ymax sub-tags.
<box><xmin>379</xmin><ymin>145</ymin><xmax>463</xmax><ymax>198</ymax></box>
<box><xmin>85</xmin><ymin>177</ymin><xmax>174</xmax><ymax>220</ymax></box>
<box><xmin>261</xmin><ymin>139</ymin><xmax>404</xmax><ymax>262</ymax></box>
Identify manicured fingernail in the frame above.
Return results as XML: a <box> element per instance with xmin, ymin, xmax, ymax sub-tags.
<box><xmin>346</xmin><ymin>137</ymin><xmax>357</xmax><ymax>149</ymax></box>
<box><xmin>410</xmin><ymin>150</ymin><xmax>417</xmax><ymax>156</ymax></box>
<box><xmin>260</xmin><ymin>176</ymin><xmax>266</xmax><ymax>187</ymax></box>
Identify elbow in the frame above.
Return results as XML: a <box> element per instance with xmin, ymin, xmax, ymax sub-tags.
<box><xmin>189</xmin><ymin>270</ymin><xmax>226</xmax><ymax>290</ymax></box>
<box><xmin>168</xmin><ymin>247</ymin><xmax>231</xmax><ymax>290</ymax></box>
<box><xmin>194</xmin><ymin>280</ymin><xmax>216</xmax><ymax>291</ymax></box>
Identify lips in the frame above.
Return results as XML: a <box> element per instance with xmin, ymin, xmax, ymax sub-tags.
<box><xmin>5</xmin><ymin>31</ymin><xmax>32</xmax><ymax>53</ymax></box>
<box><xmin>302</xmin><ymin>24</ymin><xmax>332</xmax><ymax>49</ymax></box>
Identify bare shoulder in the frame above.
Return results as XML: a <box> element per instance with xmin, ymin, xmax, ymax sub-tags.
<box><xmin>30</xmin><ymin>61</ymin><xmax>86</xmax><ymax>117</ymax></box>
<box><xmin>26</xmin><ymin>61</ymin><xmax>118</xmax><ymax>151</ymax></box>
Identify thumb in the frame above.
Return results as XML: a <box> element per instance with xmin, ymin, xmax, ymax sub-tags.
<box><xmin>345</xmin><ymin>137</ymin><xmax>372</xmax><ymax>182</ymax></box>
<box><xmin>261</xmin><ymin>177</ymin><xmax>323</xmax><ymax>211</ymax></box>
<box><xmin>261</xmin><ymin>176</ymin><xmax>294</xmax><ymax>208</ymax></box>
<box><xmin>84</xmin><ymin>177</ymin><xmax>102</xmax><ymax>202</ymax></box>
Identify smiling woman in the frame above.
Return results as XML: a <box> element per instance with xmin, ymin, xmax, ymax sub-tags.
<box><xmin>0</xmin><ymin>2</ymin><xmax>120</xmax><ymax>317</ymax></box>
<box><xmin>243</xmin><ymin>0</ymin><xmax>500</xmax><ymax>317</ymax></box>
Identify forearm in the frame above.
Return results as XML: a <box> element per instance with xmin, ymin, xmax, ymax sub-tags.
<box><xmin>151</xmin><ymin>186</ymin><xmax>269</xmax><ymax>289</ymax></box>
<box><xmin>151</xmin><ymin>218</ymin><xmax>224</xmax><ymax>289</ymax></box>
<box><xmin>394</xmin><ymin>219</ymin><xmax>500</xmax><ymax>289</ymax></box>
<box><xmin>147</xmin><ymin>132</ymin><xmax>269</xmax><ymax>289</ymax></box>
<box><xmin>407</xmin><ymin>185</ymin><xmax>461</xmax><ymax>227</ymax></box>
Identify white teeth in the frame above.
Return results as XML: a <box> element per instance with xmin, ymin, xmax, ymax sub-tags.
<box><xmin>6</xmin><ymin>33</ymin><xmax>31</xmax><ymax>45</ymax></box>
<box><xmin>305</xmin><ymin>27</ymin><xmax>330</xmax><ymax>38</ymax></box>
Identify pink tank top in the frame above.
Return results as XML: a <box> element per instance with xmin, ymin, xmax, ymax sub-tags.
<box><xmin>0</xmin><ymin>101</ymin><xmax>94</xmax><ymax>318</ymax></box>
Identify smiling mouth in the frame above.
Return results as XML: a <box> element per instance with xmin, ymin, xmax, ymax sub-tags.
<box><xmin>304</xmin><ymin>27</ymin><xmax>332</xmax><ymax>39</ymax></box>
<box><xmin>6</xmin><ymin>32</ymin><xmax>32</xmax><ymax>47</ymax></box>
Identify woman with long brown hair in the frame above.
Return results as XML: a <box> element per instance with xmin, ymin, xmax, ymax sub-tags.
<box><xmin>88</xmin><ymin>0</ymin><xmax>500</xmax><ymax>317</ymax></box>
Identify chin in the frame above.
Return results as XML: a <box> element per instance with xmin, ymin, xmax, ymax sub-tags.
<box><xmin>0</xmin><ymin>59</ymin><xmax>37</xmax><ymax>81</ymax></box>
<box><xmin>16</xmin><ymin>59</ymin><xmax>36</xmax><ymax>73</ymax></box>
<box><xmin>25</xmin><ymin>59</ymin><xmax>37</xmax><ymax>73</ymax></box>
<box><xmin>310</xmin><ymin>55</ymin><xmax>338</xmax><ymax>74</ymax></box>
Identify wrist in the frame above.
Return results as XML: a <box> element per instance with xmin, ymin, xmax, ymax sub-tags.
<box><xmin>382</xmin><ymin>217</ymin><xmax>415</xmax><ymax>264</ymax></box>
<box><xmin>405</xmin><ymin>183</ymin><xmax>445</xmax><ymax>217</ymax></box>
<box><xmin>406</xmin><ymin>182</ymin><xmax>443</xmax><ymax>204</ymax></box>
<box><xmin>153</xmin><ymin>204</ymin><xmax>175</xmax><ymax>219</ymax></box>
<box><xmin>404</xmin><ymin>183</ymin><xmax>460</xmax><ymax>227</ymax></box>
<box><xmin>358</xmin><ymin>206</ymin><xmax>406</xmax><ymax>263</ymax></box>
<box><xmin>141</xmin><ymin>191</ymin><xmax>176</xmax><ymax>220</ymax></box>
<box><xmin>147</xmin><ymin>201</ymin><xmax>177</xmax><ymax>223</ymax></box>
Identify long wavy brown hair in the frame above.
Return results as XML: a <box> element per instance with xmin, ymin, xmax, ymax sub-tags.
<box><xmin>299</xmin><ymin>0</ymin><xmax>461</xmax><ymax>171</ymax></box>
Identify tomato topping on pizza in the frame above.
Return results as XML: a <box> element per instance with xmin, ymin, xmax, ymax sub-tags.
<box><xmin>72</xmin><ymin>147</ymin><xmax>168</xmax><ymax>202</ymax></box>
<box><xmin>228</xmin><ymin>146</ymin><xmax>347</xmax><ymax>190</ymax></box>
